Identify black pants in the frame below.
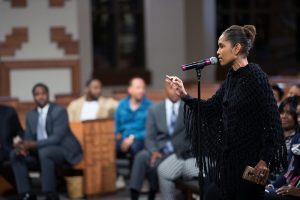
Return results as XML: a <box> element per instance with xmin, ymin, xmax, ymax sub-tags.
<box><xmin>10</xmin><ymin>146</ymin><xmax>67</xmax><ymax>194</ymax></box>
<box><xmin>265</xmin><ymin>193</ymin><xmax>300</xmax><ymax>200</ymax></box>
<box><xmin>204</xmin><ymin>179</ymin><xmax>265</xmax><ymax>200</ymax></box>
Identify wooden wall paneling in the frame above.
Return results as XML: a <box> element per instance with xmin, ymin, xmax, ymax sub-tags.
<box><xmin>55</xmin><ymin>93</ymin><xmax>80</xmax><ymax>108</ymax></box>
<box><xmin>0</xmin><ymin>60</ymin><xmax>80</xmax><ymax>97</ymax></box>
<box><xmin>49</xmin><ymin>0</ymin><xmax>65</xmax><ymax>7</ymax></box>
<box><xmin>50</xmin><ymin>27</ymin><xmax>79</xmax><ymax>55</ymax></box>
<box><xmin>16</xmin><ymin>101</ymin><xmax>36</xmax><ymax>128</ymax></box>
<box><xmin>0</xmin><ymin>27</ymin><xmax>28</xmax><ymax>57</ymax></box>
<box><xmin>11</xmin><ymin>0</ymin><xmax>27</xmax><ymax>7</ymax></box>
<box><xmin>0</xmin><ymin>96</ymin><xmax>19</xmax><ymax>108</ymax></box>
<box><xmin>0</xmin><ymin>62</ymin><xmax>11</xmax><ymax>96</ymax></box>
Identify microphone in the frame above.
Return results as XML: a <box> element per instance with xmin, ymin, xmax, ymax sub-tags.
<box><xmin>181</xmin><ymin>57</ymin><xmax>218</xmax><ymax>71</ymax></box>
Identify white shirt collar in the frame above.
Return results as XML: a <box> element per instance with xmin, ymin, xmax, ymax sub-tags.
<box><xmin>165</xmin><ymin>98</ymin><xmax>180</xmax><ymax>106</ymax></box>
<box><xmin>37</xmin><ymin>104</ymin><xmax>50</xmax><ymax>115</ymax></box>
<box><xmin>165</xmin><ymin>98</ymin><xmax>180</xmax><ymax>113</ymax></box>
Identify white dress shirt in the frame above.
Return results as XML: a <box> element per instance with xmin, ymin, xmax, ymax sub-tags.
<box><xmin>80</xmin><ymin>101</ymin><xmax>100</xmax><ymax>121</ymax></box>
<box><xmin>37</xmin><ymin>104</ymin><xmax>49</xmax><ymax>139</ymax></box>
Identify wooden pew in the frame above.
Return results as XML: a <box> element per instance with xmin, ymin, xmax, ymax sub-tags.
<box><xmin>112</xmin><ymin>83</ymin><xmax>221</xmax><ymax>102</ymax></box>
<box><xmin>55</xmin><ymin>93</ymin><xmax>79</xmax><ymax>108</ymax></box>
<box><xmin>269</xmin><ymin>75</ymin><xmax>300</xmax><ymax>98</ymax></box>
<box><xmin>185</xmin><ymin>82</ymin><xmax>221</xmax><ymax>100</ymax></box>
<box><xmin>70</xmin><ymin>119</ymin><xmax>116</xmax><ymax>196</ymax></box>
<box><xmin>0</xmin><ymin>96</ymin><xmax>19</xmax><ymax>108</ymax></box>
<box><xmin>16</xmin><ymin>101</ymin><xmax>36</xmax><ymax>129</ymax></box>
<box><xmin>112</xmin><ymin>89</ymin><xmax>165</xmax><ymax>102</ymax></box>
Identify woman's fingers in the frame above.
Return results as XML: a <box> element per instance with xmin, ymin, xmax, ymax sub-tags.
<box><xmin>173</xmin><ymin>79</ymin><xmax>183</xmax><ymax>85</ymax></box>
<box><xmin>166</xmin><ymin>75</ymin><xmax>182</xmax><ymax>83</ymax></box>
<box><xmin>165</xmin><ymin>75</ymin><xmax>187</xmax><ymax>97</ymax></box>
<box><xmin>166</xmin><ymin>79</ymin><xmax>182</xmax><ymax>89</ymax></box>
<box><xmin>254</xmin><ymin>160</ymin><xmax>269</xmax><ymax>184</ymax></box>
<box><xmin>254</xmin><ymin>167</ymin><xmax>268</xmax><ymax>184</ymax></box>
<box><xmin>260</xmin><ymin>168</ymin><xmax>269</xmax><ymax>184</ymax></box>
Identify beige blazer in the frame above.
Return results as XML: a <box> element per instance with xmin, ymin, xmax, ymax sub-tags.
<box><xmin>67</xmin><ymin>96</ymin><xmax>119</xmax><ymax>122</ymax></box>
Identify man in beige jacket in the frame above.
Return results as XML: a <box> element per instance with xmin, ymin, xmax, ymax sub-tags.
<box><xmin>67</xmin><ymin>78</ymin><xmax>118</xmax><ymax>122</ymax></box>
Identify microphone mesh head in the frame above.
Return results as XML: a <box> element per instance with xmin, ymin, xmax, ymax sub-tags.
<box><xmin>210</xmin><ymin>57</ymin><xmax>218</xmax><ymax>64</ymax></box>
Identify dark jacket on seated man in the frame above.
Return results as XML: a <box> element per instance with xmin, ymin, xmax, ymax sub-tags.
<box><xmin>10</xmin><ymin>83</ymin><xmax>83</xmax><ymax>200</ymax></box>
<box><xmin>23</xmin><ymin>103</ymin><xmax>83</xmax><ymax>164</ymax></box>
<box><xmin>0</xmin><ymin>105</ymin><xmax>23</xmax><ymax>162</ymax></box>
<box><xmin>145</xmin><ymin>100</ymin><xmax>192</xmax><ymax>159</ymax></box>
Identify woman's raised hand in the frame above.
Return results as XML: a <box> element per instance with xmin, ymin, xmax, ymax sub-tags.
<box><xmin>165</xmin><ymin>75</ymin><xmax>188</xmax><ymax>98</ymax></box>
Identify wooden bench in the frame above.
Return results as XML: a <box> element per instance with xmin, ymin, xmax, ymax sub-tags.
<box><xmin>55</xmin><ymin>93</ymin><xmax>79</xmax><ymax>108</ymax></box>
<box><xmin>269</xmin><ymin>76</ymin><xmax>300</xmax><ymax>99</ymax></box>
<box><xmin>70</xmin><ymin>119</ymin><xmax>116</xmax><ymax>196</ymax></box>
<box><xmin>185</xmin><ymin>82</ymin><xmax>221</xmax><ymax>100</ymax></box>
<box><xmin>0</xmin><ymin>96</ymin><xmax>19</xmax><ymax>108</ymax></box>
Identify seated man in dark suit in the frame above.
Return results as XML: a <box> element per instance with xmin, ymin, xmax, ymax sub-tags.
<box><xmin>129</xmin><ymin>83</ymin><xmax>198</xmax><ymax>200</ymax></box>
<box><xmin>10</xmin><ymin>83</ymin><xmax>83</xmax><ymax>200</ymax></box>
<box><xmin>0</xmin><ymin>105</ymin><xmax>23</xmax><ymax>163</ymax></box>
<box><xmin>0</xmin><ymin>105</ymin><xmax>23</xmax><ymax>188</ymax></box>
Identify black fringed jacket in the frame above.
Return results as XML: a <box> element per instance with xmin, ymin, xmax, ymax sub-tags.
<box><xmin>182</xmin><ymin>63</ymin><xmax>287</xmax><ymax>192</ymax></box>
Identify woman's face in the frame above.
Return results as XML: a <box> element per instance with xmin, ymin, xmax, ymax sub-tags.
<box><xmin>217</xmin><ymin>34</ymin><xmax>237</xmax><ymax>66</ymax></box>
<box><xmin>280</xmin><ymin>104</ymin><xmax>296</xmax><ymax>131</ymax></box>
<box><xmin>297</xmin><ymin>104</ymin><xmax>300</xmax><ymax>125</ymax></box>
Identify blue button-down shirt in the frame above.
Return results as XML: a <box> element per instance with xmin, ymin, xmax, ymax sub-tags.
<box><xmin>114</xmin><ymin>96</ymin><xmax>152</xmax><ymax>140</ymax></box>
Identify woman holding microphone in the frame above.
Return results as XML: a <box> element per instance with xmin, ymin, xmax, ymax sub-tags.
<box><xmin>166</xmin><ymin>25</ymin><xmax>287</xmax><ymax>200</ymax></box>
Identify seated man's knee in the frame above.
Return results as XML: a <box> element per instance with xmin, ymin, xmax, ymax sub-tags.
<box><xmin>134</xmin><ymin>150</ymin><xmax>150</xmax><ymax>163</ymax></box>
<box><xmin>158</xmin><ymin>163</ymin><xmax>177</xmax><ymax>180</ymax></box>
<box><xmin>38</xmin><ymin>147</ymin><xmax>54</xmax><ymax>161</ymax></box>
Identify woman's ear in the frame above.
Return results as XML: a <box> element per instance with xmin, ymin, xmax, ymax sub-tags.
<box><xmin>233</xmin><ymin>43</ymin><xmax>242</xmax><ymax>56</ymax></box>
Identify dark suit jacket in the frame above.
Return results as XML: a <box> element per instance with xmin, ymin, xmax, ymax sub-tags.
<box><xmin>24</xmin><ymin>103</ymin><xmax>82</xmax><ymax>165</ymax></box>
<box><xmin>145</xmin><ymin>100</ymin><xmax>192</xmax><ymax>159</ymax></box>
<box><xmin>0</xmin><ymin>105</ymin><xmax>23</xmax><ymax>161</ymax></box>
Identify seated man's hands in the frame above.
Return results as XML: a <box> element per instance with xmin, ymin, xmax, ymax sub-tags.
<box><xmin>115</xmin><ymin>133</ymin><xmax>122</xmax><ymax>141</ymax></box>
<box><xmin>14</xmin><ymin>140</ymin><xmax>37</xmax><ymax>156</ymax></box>
<box><xmin>121</xmin><ymin>135</ymin><xmax>135</xmax><ymax>153</ymax></box>
<box><xmin>150</xmin><ymin>151</ymin><xmax>162</xmax><ymax>167</ymax></box>
<box><xmin>276</xmin><ymin>185</ymin><xmax>300</xmax><ymax>197</ymax></box>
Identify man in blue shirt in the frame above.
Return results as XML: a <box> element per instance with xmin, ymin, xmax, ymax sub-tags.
<box><xmin>115</xmin><ymin>77</ymin><xmax>152</xmax><ymax>157</ymax></box>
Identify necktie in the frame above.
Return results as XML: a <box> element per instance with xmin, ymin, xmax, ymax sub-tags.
<box><xmin>169</xmin><ymin>104</ymin><xmax>177</xmax><ymax>134</ymax></box>
<box><xmin>164</xmin><ymin>104</ymin><xmax>177</xmax><ymax>154</ymax></box>
<box><xmin>37</xmin><ymin>111</ymin><xmax>46</xmax><ymax>140</ymax></box>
